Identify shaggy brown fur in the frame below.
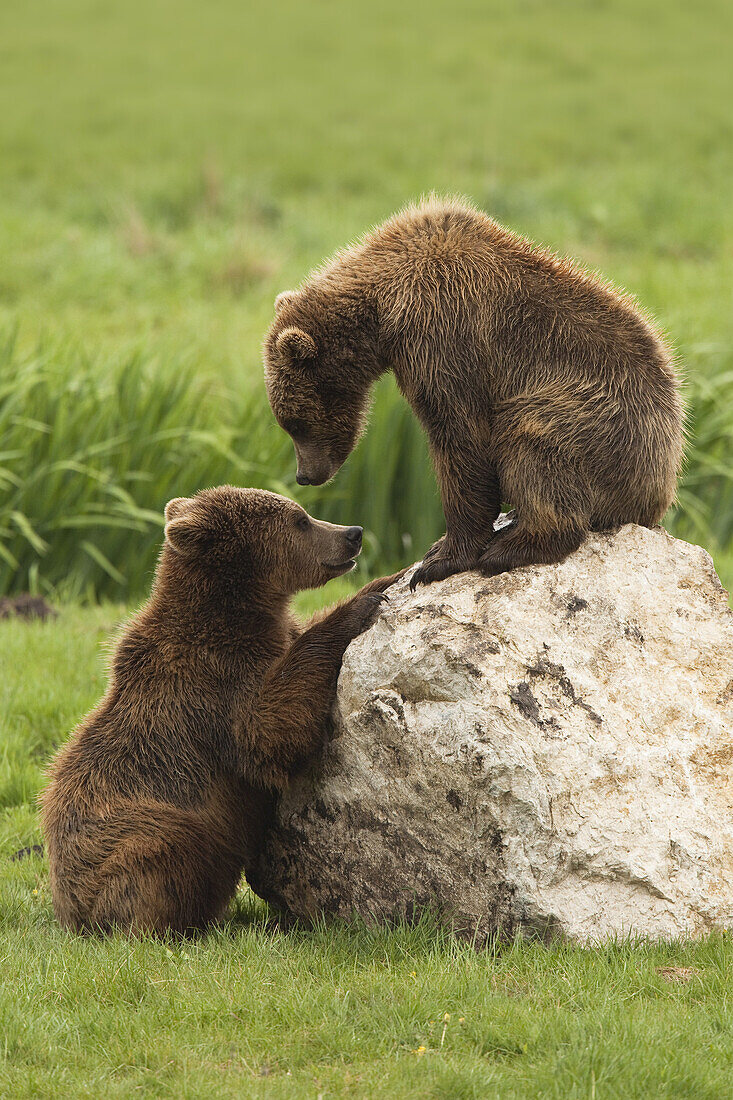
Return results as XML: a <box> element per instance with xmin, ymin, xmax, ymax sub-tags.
<box><xmin>264</xmin><ymin>197</ymin><xmax>684</xmax><ymax>587</ymax></box>
<box><xmin>41</xmin><ymin>486</ymin><xmax>399</xmax><ymax>935</ymax></box>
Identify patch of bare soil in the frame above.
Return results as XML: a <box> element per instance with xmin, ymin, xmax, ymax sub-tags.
<box><xmin>0</xmin><ymin>594</ymin><xmax>57</xmax><ymax>621</ymax></box>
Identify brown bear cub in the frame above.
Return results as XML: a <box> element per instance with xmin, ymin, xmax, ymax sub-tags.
<box><xmin>41</xmin><ymin>486</ymin><xmax>399</xmax><ymax>935</ymax></box>
<box><xmin>264</xmin><ymin>196</ymin><xmax>684</xmax><ymax>587</ymax></box>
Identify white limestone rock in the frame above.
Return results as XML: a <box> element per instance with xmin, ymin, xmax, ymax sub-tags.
<box><xmin>252</xmin><ymin>524</ymin><xmax>733</xmax><ymax>943</ymax></box>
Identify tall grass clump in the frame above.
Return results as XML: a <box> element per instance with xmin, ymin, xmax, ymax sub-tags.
<box><xmin>2</xmin><ymin>330</ymin><xmax>733</xmax><ymax>600</ymax></box>
<box><xmin>0</xmin><ymin>333</ymin><xmax>291</xmax><ymax>600</ymax></box>
<box><xmin>670</xmin><ymin>367</ymin><xmax>733</xmax><ymax>554</ymax></box>
<box><xmin>0</xmin><ymin>334</ymin><xmax>441</xmax><ymax>600</ymax></box>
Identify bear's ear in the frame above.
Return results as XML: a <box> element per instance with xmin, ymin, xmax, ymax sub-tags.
<box><xmin>276</xmin><ymin>326</ymin><xmax>317</xmax><ymax>362</ymax></box>
<box><xmin>274</xmin><ymin>290</ymin><xmax>297</xmax><ymax>312</ymax></box>
<box><xmin>164</xmin><ymin>496</ymin><xmax>194</xmax><ymax>523</ymax></box>
<box><xmin>164</xmin><ymin>510</ymin><xmax>209</xmax><ymax>557</ymax></box>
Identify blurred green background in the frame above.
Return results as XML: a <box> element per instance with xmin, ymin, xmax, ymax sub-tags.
<box><xmin>1</xmin><ymin>0</ymin><xmax>732</xmax><ymax>599</ymax></box>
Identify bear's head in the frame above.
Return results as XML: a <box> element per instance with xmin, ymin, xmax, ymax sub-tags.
<box><xmin>162</xmin><ymin>486</ymin><xmax>363</xmax><ymax>595</ymax></box>
<box><xmin>263</xmin><ymin>287</ymin><xmax>380</xmax><ymax>486</ymax></box>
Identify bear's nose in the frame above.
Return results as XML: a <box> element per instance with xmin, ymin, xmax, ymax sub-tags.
<box><xmin>345</xmin><ymin>526</ymin><xmax>363</xmax><ymax>548</ymax></box>
<box><xmin>296</xmin><ymin>472</ymin><xmax>312</xmax><ymax>486</ymax></box>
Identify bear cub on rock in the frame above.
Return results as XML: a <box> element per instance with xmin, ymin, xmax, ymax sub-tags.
<box><xmin>41</xmin><ymin>486</ymin><xmax>400</xmax><ymax>935</ymax></box>
<box><xmin>264</xmin><ymin>197</ymin><xmax>684</xmax><ymax>587</ymax></box>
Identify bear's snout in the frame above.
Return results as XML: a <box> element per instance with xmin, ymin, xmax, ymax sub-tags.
<box><xmin>293</xmin><ymin>441</ymin><xmax>334</xmax><ymax>487</ymax></box>
<box><xmin>296</xmin><ymin>465</ymin><xmax>332</xmax><ymax>487</ymax></box>
<box><xmin>344</xmin><ymin>526</ymin><xmax>363</xmax><ymax>551</ymax></box>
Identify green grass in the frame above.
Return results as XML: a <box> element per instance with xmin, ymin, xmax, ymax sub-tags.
<box><xmin>3</xmin><ymin>606</ymin><xmax>733</xmax><ymax>1099</ymax></box>
<box><xmin>1</xmin><ymin>0</ymin><xmax>733</xmax><ymax>597</ymax></box>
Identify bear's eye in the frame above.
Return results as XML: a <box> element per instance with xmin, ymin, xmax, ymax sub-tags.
<box><xmin>295</xmin><ymin>514</ymin><xmax>310</xmax><ymax>532</ymax></box>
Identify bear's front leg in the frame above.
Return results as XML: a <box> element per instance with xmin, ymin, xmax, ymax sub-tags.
<box><xmin>410</xmin><ymin>438</ymin><xmax>500</xmax><ymax>590</ymax></box>
<box><xmin>420</xmin><ymin>534</ymin><xmax>446</xmax><ymax>564</ymax></box>
<box><xmin>235</xmin><ymin>577</ymin><xmax>400</xmax><ymax>789</ymax></box>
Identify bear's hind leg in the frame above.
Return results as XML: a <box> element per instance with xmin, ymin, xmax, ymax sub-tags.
<box><xmin>89</xmin><ymin>840</ymin><xmax>210</xmax><ymax>936</ymax></box>
<box><xmin>87</xmin><ymin>805</ymin><xmax>243</xmax><ymax>936</ymax></box>
<box><xmin>480</xmin><ymin>434</ymin><xmax>589</xmax><ymax>575</ymax></box>
<box><xmin>478</xmin><ymin>518</ymin><xmax>585</xmax><ymax>576</ymax></box>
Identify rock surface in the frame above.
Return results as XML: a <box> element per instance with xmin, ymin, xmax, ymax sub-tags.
<box><xmin>252</xmin><ymin>525</ymin><xmax>733</xmax><ymax>943</ymax></box>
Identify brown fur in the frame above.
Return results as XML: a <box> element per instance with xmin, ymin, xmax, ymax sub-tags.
<box><xmin>264</xmin><ymin>197</ymin><xmax>684</xmax><ymax>586</ymax></box>
<box><xmin>40</xmin><ymin>486</ymin><xmax>400</xmax><ymax>935</ymax></box>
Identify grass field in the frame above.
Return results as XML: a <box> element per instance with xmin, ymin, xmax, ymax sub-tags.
<box><xmin>3</xmin><ymin>606</ymin><xmax>733</xmax><ymax>1099</ymax></box>
<box><xmin>2</xmin><ymin>1</ymin><xmax>733</xmax><ymax>1095</ymax></box>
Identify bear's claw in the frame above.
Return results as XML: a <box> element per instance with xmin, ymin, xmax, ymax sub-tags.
<box><xmin>409</xmin><ymin>556</ymin><xmax>468</xmax><ymax>590</ymax></box>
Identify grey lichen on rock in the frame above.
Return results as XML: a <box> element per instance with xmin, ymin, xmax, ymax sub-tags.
<box><xmin>251</xmin><ymin>524</ymin><xmax>733</xmax><ymax>943</ymax></box>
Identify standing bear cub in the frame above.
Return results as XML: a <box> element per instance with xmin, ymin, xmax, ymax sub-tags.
<box><xmin>264</xmin><ymin>197</ymin><xmax>683</xmax><ymax>587</ymax></box>
<box><xmin>41</xmin><ymin>486</ymin><xmax>399</xmax><ymax>935</ymax></box>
